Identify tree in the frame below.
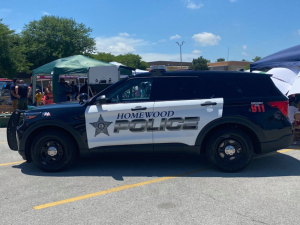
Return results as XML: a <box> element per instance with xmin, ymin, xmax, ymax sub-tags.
<box><xmin>242</xmin><ymin>59</ymin><xmax>246</xmax><ymax>62</ymax></box>
<box><xmin>0</xmin><ymin>19</ymin><xmax>31</xmax><ymax>78</ymax></box>
<box><xmin>90</xmin><ymin>52</ymin><xmax>116</xmax><ymax>63</ymax></box>
<box><xmin>244</xmin><ymin>56</ymin><xmax>261</xmax><ymax>70</ymax></box>
<box><xmin>139</xmin><ymin>61</ymin><xmax>149</xmax><ymax>70</ymax></box>
<box><xmin>190</xmin><ymin>56</ymin><xmax>210</xmax><ymax>71</ymax></box>
<box><xmin>90</xmin><ymin>52</ymin><xmax>149</xmax><ymax>70</ymax></box>
<box><xmin>21</xmin><ymin>15</ymin><xmax>96</xmax><ymax>69</ymax></box>
<box><xmin>115</xmin><ymin>53</ymin><xmax>148</xmax><ymax>70</ymax></box>
<box><xmin>252</xmin><ymin>56</ymin><xmax>261</xmax><ymax>62</ymax></box>
<box><xmin>217</xmin><ymin>58</ymin><xmax>225</xmax><ymax>62</ymax></box>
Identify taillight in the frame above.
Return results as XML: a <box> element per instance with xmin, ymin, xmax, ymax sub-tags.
<box><xmin>267</xmin><ymin>101</ymin><xmax>288</xmax><ymax>117</ymax></box>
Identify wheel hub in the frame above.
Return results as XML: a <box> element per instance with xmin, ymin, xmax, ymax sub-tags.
<box><xmin>47</xmin><ymin>146</ymin><xmax>58</xmax><ymax>157</ymax></box>
<box><xmin>224</xmin><ymin>145</ymin><xmax>236</xmax><ymax>156</ymax></box>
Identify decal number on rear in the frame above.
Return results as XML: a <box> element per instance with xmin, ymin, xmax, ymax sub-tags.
<box><xmin>251</xmin><ymin>102</ymin><xmax>265</xmax><ymax>113</ymax></box>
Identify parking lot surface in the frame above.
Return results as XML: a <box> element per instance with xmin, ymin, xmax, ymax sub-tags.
<box><xmin>1</xmin><ymin>128</ymin><xmax>300</xmax><ymax>225</ymax></box>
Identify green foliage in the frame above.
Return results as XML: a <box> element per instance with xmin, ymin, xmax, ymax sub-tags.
<box><xmin>252</xmin><ymin>56</ymin><xmax>261</xmax><ymax>62</ymax></box>
<box><xmin>190</xmin><ymin>56</ymin><xmax>210</xmax><ymax>71</ymax></box>
<box><xmin>242</xmin><ymin>59</ymin><xmax>246</xmax><ymax>62</ymax></box>
<box><xmin>21</xmin><ymin>15</ymin><xmax>96</xmax><ymax>70</ymax></box>
<box><xmin>244</xmin><ymin>56</ymin><xmax>261</xmax><ymax>70</ymax></box>
<box><xmin>0</xmin><ymin>19</ymin><xmax>31</xmax><ymax>78</ymax></box>
<box><xmin>244</xmin><ymin>64</ymin><xmax>250</xmax><ymax>70</ymax></box>
<box><xmin>90</xmin><ymin>52</ymin><xmax>149</xmax><ymax>70</ymax></box>
<box><xmin>217</xmin><ymin>58</ymin><xmax>225</xmax><ymax>62</ymax></box>
<box><xmin>90</xmin><ymin>52</ymin><xmax>116</xmax><ymax>63</ymax></box>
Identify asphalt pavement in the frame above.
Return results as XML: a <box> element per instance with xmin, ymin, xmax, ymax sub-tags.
<box><xmin>1</xmin><ymin>128</ymin><xmax>300</xmax><ymax>225</ymax></box>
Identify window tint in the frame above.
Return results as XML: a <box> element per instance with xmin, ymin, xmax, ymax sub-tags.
<box><xmin>155</xmin><ymin>77</ymin><xmax>198</xmax><ymax>101</ymax></box>
<box><xmin>198</xmin><ymin>77</ymin><xmax>282</xmax><ymax>99</ymax></box>
<box><xmin>104</xmin><ymin>78</ymin><xmax>153</xmax><ymax>103</ymax></box>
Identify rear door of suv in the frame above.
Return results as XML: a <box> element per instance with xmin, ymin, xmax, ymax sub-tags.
<box><xmin>152</xmin><ymin>76</ymin><xmax>223</xmax><ymax>153</ymax></box>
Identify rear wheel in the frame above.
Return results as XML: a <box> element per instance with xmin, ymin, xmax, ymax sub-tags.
<box><xmin>31</xmin><ymin>130</ymin><xmax>77</xmax><ymax>172</ymax></box>
<box><xmin>206</xmin><ymin>128</ymin><xmax>253</xmax><ymax>172</ymax></box>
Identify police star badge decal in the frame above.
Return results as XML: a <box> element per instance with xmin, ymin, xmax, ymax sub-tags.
<box><xmin>90</xmin><ymin>115</ymin><xmax>112</xmax><ymax>137</ymax></box>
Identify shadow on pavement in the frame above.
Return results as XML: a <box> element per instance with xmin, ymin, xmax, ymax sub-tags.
<box><xmin>12</xmin><ymin>151</ymin><xmax>300</xmax><ymax>180</ymax></box>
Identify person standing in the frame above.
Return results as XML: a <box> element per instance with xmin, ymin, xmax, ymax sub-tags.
<box><xmin>57</xmin><ymin>78</ymin><xmax>72</xmax><ymax>102</ymax></box>
<box><xmin>16</xmin><ymin>80</ymin><xmax>28</xmax><ymax>110</ymax></box>
<box><xmin>71</xmin><ymin>81</ymin><xmax>79</xmax><ymax>100</ymax></box>
<box><xmin>35</xmin><ymin>89</ymin><xmax>43</xmax><ymax>106</ymax></box>
<box><xmin>10</xmin><ymin>78</ymin><xmax>20</xmax><ymax>111</ymax></box>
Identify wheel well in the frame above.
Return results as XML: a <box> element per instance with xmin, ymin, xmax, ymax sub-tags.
<box><xmin>200</xmin><ymin>123</ymin><xmax>261</xmax><ymax>155</ymax></box>
<box><xmin>25</xmin><ymin>125</ymin><xmax>80</xmax><ymax>162</ymax></box>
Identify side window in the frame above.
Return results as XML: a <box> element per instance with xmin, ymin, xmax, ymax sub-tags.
<box><xmin>104</xmin><ymin>78</ymin><xmax>153</xmax><ymax>103</ymax></box>
<box><xmin>155</xmin><ymin>77</ymin><xmax>198</xmax><ymax>101</ymax></box>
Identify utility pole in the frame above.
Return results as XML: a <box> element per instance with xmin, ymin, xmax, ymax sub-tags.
<box><xmin>176</xmin><ymin>41</ymin><xmax>185</xmax><ymax>70</ymax></box>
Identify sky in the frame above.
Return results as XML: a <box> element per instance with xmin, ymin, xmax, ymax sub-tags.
<box><xmin>1</xmin><ymin>0</ymin><xmax>300</xmax><ymax>63</ymax></box>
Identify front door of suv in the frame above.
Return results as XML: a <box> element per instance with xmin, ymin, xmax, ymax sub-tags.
<box><xmin>85</xmin><ymin>78</ymin><xmax>154</xmax><ymax>150</ymax></box>
<box><xmin>152</xmin><ymin>76</ymin><xmax>223</xmax><ymax>152</ymax></box>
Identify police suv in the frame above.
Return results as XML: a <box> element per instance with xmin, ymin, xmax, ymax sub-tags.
<box><xmin>7</xmin><ymin>69</ymin><xmax>293</xmax><ymax>172</ymax></box>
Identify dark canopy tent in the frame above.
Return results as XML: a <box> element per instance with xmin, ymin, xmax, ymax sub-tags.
<box><xmin>251</xmin><ymin>45</ymin><xmax>300</xmax><ymax>71</ymax></box>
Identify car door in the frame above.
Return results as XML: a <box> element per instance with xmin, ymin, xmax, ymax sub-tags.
<box><xmin>85</xmin><ymin>78</ymin><xmax>155</xmax><ymax>150</ymax></box>
<box><xmin>152</xmin><ymin>76</ymin><xmax>223</xmax><ymax>151</ymax></box>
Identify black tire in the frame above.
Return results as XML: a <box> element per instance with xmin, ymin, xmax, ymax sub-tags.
<box><xmin>31</xmin><ymin>130</ymin><xmax>77</xmax><ymax>172</ymax></box>
<box><xmin>206</xmin><ymin>128</ymin><xmax>253</xmax><ymax>172</ymax></box>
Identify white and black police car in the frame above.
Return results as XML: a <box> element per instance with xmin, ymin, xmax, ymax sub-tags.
<box><xmin>7</xmin><ymin>69</ymin><xmax>293</xmax><ymax>172</ymax></box>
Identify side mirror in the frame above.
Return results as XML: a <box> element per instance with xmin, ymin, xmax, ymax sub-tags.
<box><xmin>79</xmin><ymin>93</ymin><xmax>88</xmax><ymax>105</ymax></box>
<box><xmin>96</xmin><ymin>95</ymin><xmax>106</xmax><ymax>105</ymax></box>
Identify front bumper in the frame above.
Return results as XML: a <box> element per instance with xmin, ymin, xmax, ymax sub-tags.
<box><xmin>260</xmin><ymin>134</ymin><xmax>294</xmax><ymax>154</ymax></box>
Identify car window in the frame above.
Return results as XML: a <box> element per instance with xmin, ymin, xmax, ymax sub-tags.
<box><xmin>155</xmin><ymin>77</ymin><xmax>198</xmax><ymax>101</ymax></box>
<box><xmin>104</xmin><ymin>78</ymin><xmax>153</xmax><ymax>103</ymax></box>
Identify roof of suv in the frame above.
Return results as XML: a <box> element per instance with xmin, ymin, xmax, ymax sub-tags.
<box><xmin>135</xmin><ymin>70</ymin><xmax>271</xmax><ymax>78</ymax></box>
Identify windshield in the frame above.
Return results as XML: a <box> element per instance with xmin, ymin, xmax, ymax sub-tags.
<box><xmin>89</xmin><ymin>77</ymin><xmax>129</xmax><ymax>103</ymax></box>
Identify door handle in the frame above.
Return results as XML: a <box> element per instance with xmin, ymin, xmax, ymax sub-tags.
<box><xmin>131</xmin><ymin>107</ymin><xmax>147</xmax><ymax>111</ymax></box>
<box><xmin>201</xmin><ymin>102</ymin><xmax>217</xmax><ymax>106</ymax></box>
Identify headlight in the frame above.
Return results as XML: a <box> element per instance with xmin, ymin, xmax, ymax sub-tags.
<box><xmin>24</xmin><ymin>112</ymin><xmax>41</xmax><ymax>120</ymax></box>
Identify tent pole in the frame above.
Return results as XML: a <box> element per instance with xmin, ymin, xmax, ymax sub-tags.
<box><xmin>32</xmin><ymin>75</ymin><xmax>37</xmax><ymax>105</ymax></box>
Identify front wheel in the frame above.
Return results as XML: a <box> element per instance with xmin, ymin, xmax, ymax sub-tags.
<box><xmin>206</xmin><ymin>128</ymin><xmax>253</xmax><ymax>172</ymax></box>
<box><xmin>31</xmin><ymin>130</ymin><xmax>77</xmax><ymax>172</ymax></box>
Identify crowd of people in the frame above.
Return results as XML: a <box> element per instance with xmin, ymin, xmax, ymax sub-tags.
<box><xmin>9</xmin><ymin>77</ymin><xmax>83</xmax><ymax>110</ymax></box>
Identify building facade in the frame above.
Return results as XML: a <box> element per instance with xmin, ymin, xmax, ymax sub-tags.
<box><xmin>147</xmin><ymin>61</ymin><xmax>192</xmax><ymax>71</ymax></box>
<box><xmin>208</xmin><ymin>61</ymin><xmax>251</xmax><ymax>71</ymax></box>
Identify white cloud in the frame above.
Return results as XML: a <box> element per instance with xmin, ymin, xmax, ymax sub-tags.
<box><xmin>243</xmin><ymin>45</ymin><xmax>247</xmax><ymax>49</ymax></box>
<box><xmin>158</xmin><ymin>39</ymin><xmax>167</xmax><ymax>42</ymax></box>
<box><xmin>170</xmin><ymin>34</ymin><xmax>181</xmax><ymax>40</ymax></box>
<box><xmin>140</xmin><ymin>53</ymin><xmax>201</xmax><ymax>62</ymax></box>
<box><xmin>192</xmin><ymin>32</ymin><xmax>221</xmax><ymax>46</ymax></box>
<box><xmin>185</xmin><ymin>0</ymin><xmax>204</xmax><ymax>9</ymax></box>
<box><xmin>242</xmin><ymin>52</ymin><xmax>248</xmax><ymax>56</ymax></box>
<box><xmin>119</xmin><ymin>32</ymin><xmax>130</xmax><ymax>37</ymax></box>
<box><xmin>43</xmin><ymin>11</ymin><xmax>50</xmax><ymax>15</ymax></box>
<box><xmin>192</xmin><ymin>50</ymin><xmax>201</xmax><ymax>54</ymax></box>
<box><xmin>96</xmin><ymin>36</ymin><xmax>151</xmax><ymax>54</ymax></box>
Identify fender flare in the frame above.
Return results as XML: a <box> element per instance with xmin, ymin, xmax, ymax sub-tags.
<box><xmin>195</xmin><ymin>116</ymin><xmax>266</xmax><ymax>146</ymax></box>
<box><xmin>20</xmin><ymin>120</ymin><xmax>88</xmax><ymax>154</ymax></box>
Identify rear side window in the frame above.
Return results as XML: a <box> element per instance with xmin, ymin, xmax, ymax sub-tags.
<box><xmin>198</xmin><ymin>77</ymin><xmax>282</xmax><ymax>99</ymax></box>
<box><xmin>222</xmin><ymin>77</ymin><xmax>282</xmax><ymax>98</ymax></box>
<box><xmin>155</xmin><ymin>77</ymin><xmax>198</xmax><ymax>101</ymax></box>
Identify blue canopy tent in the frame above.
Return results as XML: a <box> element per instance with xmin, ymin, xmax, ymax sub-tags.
<box><xmin>251</xmin><ymin>45</ymin><xmax>300</xmax><ymax>71</ymax></box>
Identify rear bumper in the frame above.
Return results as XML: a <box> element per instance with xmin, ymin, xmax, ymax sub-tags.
<box><xmin>260</xmin><ymin>134</ymin><xmax>294</xmax><ymax>154</ymax></box>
